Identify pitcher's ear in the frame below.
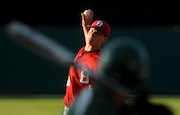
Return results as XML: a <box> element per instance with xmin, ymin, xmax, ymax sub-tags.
<box><xmin>103</xmin><ymin>37</ymin><xmax>108</xmax><ymax>43</ymax></box>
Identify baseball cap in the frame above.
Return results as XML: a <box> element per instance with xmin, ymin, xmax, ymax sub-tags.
<box><xmin>88</xmin><ymin>20</ymin><xmax>111</xmax><ymax>37</ymax></box>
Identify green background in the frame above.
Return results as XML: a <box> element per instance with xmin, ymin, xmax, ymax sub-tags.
<box><xmin>1</xmin><ymin>26</ymin><xmax>180</xmax><ymax>95</ymax></box>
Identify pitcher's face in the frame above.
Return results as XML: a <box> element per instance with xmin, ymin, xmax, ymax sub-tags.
<box><xmin>86</xmin><ymin>27</ymin><xmax>107</xmax><ymax>46</ymax></box>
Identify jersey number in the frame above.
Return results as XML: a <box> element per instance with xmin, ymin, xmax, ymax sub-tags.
<box><xmin>80</xmin><ymin>67</ymin><xmax>89</xmax><ymax>84</ymax></box>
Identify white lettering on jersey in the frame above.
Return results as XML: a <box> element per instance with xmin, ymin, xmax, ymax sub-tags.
<box><xmin>80</xmin><ymin>67</ymin><xmax>89</xmax><ymax>84</ymax></box>
<box><xmin>66</xmin><ymin>76</ymin><xmax>70</xmax><ymax>86</ymax></box>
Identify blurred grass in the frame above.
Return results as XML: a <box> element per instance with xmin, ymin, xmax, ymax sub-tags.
<box><xmin>0</xmin><ymin>95</ymin><xmax>64</xmax><ymax>115</ymax></box>
<box><xmin>0</xmin><ymin>95</ymin><xmax>179</xmax><ymax>115</ymax></box>
<box><xmin>150</xmin><ymin>95</ymin><xmax>180</xmax><ymax>115</ymax></box>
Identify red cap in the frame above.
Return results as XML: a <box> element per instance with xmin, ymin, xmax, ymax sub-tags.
<box><xmin>89</xmin><ymin>20</ymin><xmax>111</xmax><ymax>37</ymax></box>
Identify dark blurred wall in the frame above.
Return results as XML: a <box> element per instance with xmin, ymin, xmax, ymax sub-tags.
<box><xmin>1</xmin><ymin>26</ymin><xmax>180</xmax><ymax>95</ymax></box>
<box><xmin>0</xmin><ymin>1</ymin><xmax>180</xmax><ymax>26</ymax></box>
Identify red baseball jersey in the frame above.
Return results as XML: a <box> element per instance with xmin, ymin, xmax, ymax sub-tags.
<box><xmin>63</xmin><ymin>46</ymin><xmax>101</xmax><ymax>107</ymax></box>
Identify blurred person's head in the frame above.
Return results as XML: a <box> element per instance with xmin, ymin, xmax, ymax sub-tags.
<box><xmin>98</xmin><ymin>36</ymin><xmax>149</xmax><ymax>98</ymax></box>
